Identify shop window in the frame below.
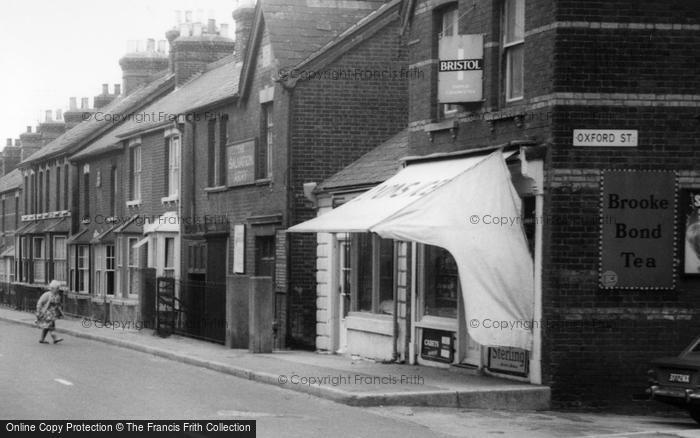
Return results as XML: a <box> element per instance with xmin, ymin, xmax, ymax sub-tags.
<box><xmin>347</xmin><ymin>233</ymin><xmax>395</xmax><ymax>315</ymax></box>
<box><xmin>423</xmin><ymin>245</ymin><xmax>459</xmax><ymax>319</ymax></box>
<box><xmin>503</xmin><ymin>0</ymin><xmax>524</xmax><ymax>102</ymax></box>
<box><xmin>53</xmin><ymin>236</ymin><xmax>67</xmax><ymax>282</ymax></box>
<box><xmin>32</xmin><ymin>237</ymin><xmax>45</xmax><ymax>283</ymax></box>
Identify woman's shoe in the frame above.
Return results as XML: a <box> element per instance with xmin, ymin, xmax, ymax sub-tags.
<box><xmin>53</xmin><ymin>338</ymin><xmax>63</xmax><ymax>344</ymax></box>
<box><xmin>39</xmin><ymin>340</ymin><xmax>49</xmax><ymax>344</ymax></box>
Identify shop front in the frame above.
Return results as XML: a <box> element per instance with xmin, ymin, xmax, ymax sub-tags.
<box><xmin>289</xmin><ymin>145</ymin><xmax>544</xmax><ymax>384</ymax></box>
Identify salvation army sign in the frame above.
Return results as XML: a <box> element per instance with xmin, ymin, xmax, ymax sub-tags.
<box><xmin>599</xmin><ymin>171</ymin><xmax>677</xmax><ymax>289</ymax></box>
<box><xmin>438</xmin><ymin>34</ymin><xmax>483</xmax><ymax>103</ymax></box>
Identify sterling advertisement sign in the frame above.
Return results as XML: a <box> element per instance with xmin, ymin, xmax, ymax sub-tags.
<box><xmin>438</xmin><ymin>34</ymin><xmax>483</xmax><ymax>103</ymax></box>
<box><xmin>599</xmin><ymin>171</ymin><xmax>677</xmax><ymax>289</ymax></box>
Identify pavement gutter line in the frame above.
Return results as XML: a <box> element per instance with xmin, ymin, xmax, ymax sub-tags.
<box><xmin>0</xmin><ymin>313</ymin><xmax>550</xmax><ymax>409</ymax></box>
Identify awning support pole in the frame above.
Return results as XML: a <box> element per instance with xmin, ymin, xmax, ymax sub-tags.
<box><xmin>409</xmin><ymin>241</ymin><xmax>417</xmax><ymax>365</ymax></box>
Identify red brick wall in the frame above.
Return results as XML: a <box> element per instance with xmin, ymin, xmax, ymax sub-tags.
<box><xmin>406</xmin><ymin>0</ymin><xmax>700</xmax><ymax>408</ymax></box>
<box><xmin>288</xmin><ymin>16</ymin><xmax>409</xmax><ymax>348</ymax></box>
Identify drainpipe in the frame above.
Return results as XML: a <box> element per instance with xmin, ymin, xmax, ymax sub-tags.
<box><xmin>391</xmin><ymin>242</ymin><xmax>399</xmax><ymax>361</ymax></box>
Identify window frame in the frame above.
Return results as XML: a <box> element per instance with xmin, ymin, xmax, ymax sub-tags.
<box><xmin>258</xmin><ymin>103</ymin><xmax>273</xmax><ymax>180</ymax></box>
<box><xmin>502</xmin><ymin>0</ymin><xmax>525</xmax><ymax>103</ymax></box>
<box><xmin>347</xmin><ymin>233</ymin><xmax>396</xmax><ymax>315</ymax></box>
<box><xmin>32</xmin><ymin>237</ymin><xmax>45</xmax><ymax>284</ymax></box>
<box><xmin>129</xmin><ymin>144</ymin><xmax>142</xmax><ymax>202</ymax></box>
<box><xmin>166</xmin><ymin>135</ymin><xmax>180</xmax><ymax>197</ymax></box>
<box><xmin>53</xmin><ymin>236</ymin><xmax>67</xmax><ymax>283</ymax></box>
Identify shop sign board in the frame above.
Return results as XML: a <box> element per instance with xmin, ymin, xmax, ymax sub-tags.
<box><xmin>438</xmin><ymin>34</ymin><xmax>483</xmax><ymax>103</ymax></box>
<box><xmin>227</xmin><ymin>139</ymin><xmax>256</xmax><ymax>187</ymax></box>
<box><xmin>421</xmin><ymin>328</ymin><xmax>454</xmax><ymax>363</ymax></box>
<box><xmin>600</xmin><ymin>171</ymin><xmax>676</xmax><ymax>289</ymax></box>
<box><xmin>488</xmin><ymin>347</ymin><xmax>529</xmax><ymax>377</ymax></box>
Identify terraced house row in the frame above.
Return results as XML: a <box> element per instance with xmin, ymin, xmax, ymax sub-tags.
<box><xmin>1</xmin><ymin>0</ymin><xmax>699</xmax><ymax>410</ymax></box>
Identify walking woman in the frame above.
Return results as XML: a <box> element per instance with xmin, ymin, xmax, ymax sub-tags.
<box><xmin>36</xmin><ymin>280</ymin><xmax>64</xmax><ymax>344</ymax></box>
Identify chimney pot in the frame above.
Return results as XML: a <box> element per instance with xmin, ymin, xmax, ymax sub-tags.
<box><xmin>14</xmin><ymin>139</ymin><xmax>20</xmax><ymax>147</ymax></box>
<box><xmin>26</xmin><ymin>126</ymin><xmax>32</xmax><ymax>133</ymax></box>
<box><xmin>45</xmin><ymin>110</ymin><xmax>53</xmax><ymax>122</ymax></box>
<box><xmin>55</xmin><ymin>109</ymin><xmax>63</xmax><ymax>120</ymax></box>
<box><xmin>179</xmin><ymin>23</ymin><xmax>190</xmax><ymax>37</ymax></box>
<box><xmin>69</xmin><ymin>97</ymin><xmax>77</xmax><ymax>110</ymax></box>
<box><xmin>207</xmin><ymin>19</ymin><xmax>216</xmax><ymax>34</ymax></box>
<box><xmin>157</xmin><ymin>39</ymin><xmax>166</xmax><ymax>53</ymax></box>
<box><xmin>81</xmin><ymin>97</ymin><xmax>89</xmax><ymax>109</ymax></box>
<box><xmin>6</xmin><ymin>139</ymin><xmax>11</xmax><ymax>147</ymax></box>
<box><xmin>147</xmin><ymin>38</ymin><xmax>156</xmax><ymax>52</ymax></box>
<box><xmin>102</xmin><ymin>83</ymin><xmax>109</xmax><ymax>95</ymax></box>
<box><xmin>193</xmin><ymin>22</ymin><xmax>202</xmax><ymax>36</ymax></box>
<box><xmin>114</xmin><ymin>84</ymin><xmax>121</xmax><ymax>95</ymax></box>
<box><xmin>220</xmin><ymin>23</ymin><xmax>229</xmax><ymax>38</ymax></box>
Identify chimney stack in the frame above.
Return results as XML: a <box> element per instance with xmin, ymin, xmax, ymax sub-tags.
<box><xmin>45</xmin><ymin>110</ymin><xmax>53</xmax><ymax>122</ymax></box>
<box><xmin>64</xmin><ymin>97</ymin><xmax>90</xmax><ymax>129</ymax></box>
<box><xmin>168</xmin><ymin>11</ymin><xmax>235</xmax><ymax>86</ymax></box>
<box><xmin>102</xmin><ymin>83</ymin><xmax>109</xmax><ymax>94</ymax></box>
<box><xmin>81</xmin><ymin>98</ymin><xmax>89</xmax><ymax>109</ymax></box>
<box><xmin>14</xmin><ymin>139</ymin><xmax>20</xmax><ymax>147</ymax></box>
<box><xmin>5</xmin><ymin>139</ymin><xmax>11</xmax><ymax>147</ymax></box>
<box><xmin>27</xmin><ymin>126</ymin><xmax>32</xmax><ymax>133</ymax></box>
<box><xmin>94</xmin><ymin>83</ymin><xmax>117</xmax><ymax>109</ymax></box>
<box><xmin>119</xmin><ymin>38</ymin><xmax>169</xmax><ymax>95</ymax></box>
<box><xmin>233</xmin><ymin>6</ymin><xmax>256</xmax><ymax>64</ymax></box>
<box><xmin>55</xmin><ymin>109</ymin><xmax>63</xmax><ymax>120</ymax></box>
<box><xmin>114</xmin><ymin>83</ymin><xmax>121</xmax><ymax>96</ymax></box>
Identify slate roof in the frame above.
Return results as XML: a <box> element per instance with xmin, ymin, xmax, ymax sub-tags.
<box><xmin>22</xmin><ymin>72</ymin><xmax>174</xmax><ymax>166</ymax></box>
<box><xmin>260</xmin><ymin>0</ymin><xmax>385</xmax><ymax>69</ymax></box>
<box><xmin>72</xmin><ymin>56</ymin><xmax>241</xmax><ymax>160</ymax></box>
<box><xmin>0</xmin><ymin>168</ymin><xmax>23</xmax><ymax>194</ymax></box>
<box><xmin>317</xmin><ymin>128</ymin><xmax>409</xmax><ymax>191</ymax></box>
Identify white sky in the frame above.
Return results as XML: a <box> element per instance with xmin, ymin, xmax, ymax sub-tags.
<box><xmin>0</xmin><ymin>0</ymin><xmax>253</xmax><ymax>147</ymax></box>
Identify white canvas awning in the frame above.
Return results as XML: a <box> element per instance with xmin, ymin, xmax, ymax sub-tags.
<box><xmin>143</xmin><ymin>211</ymin><xmax>180</xmax><ymax>234</ymax></box>
<box><xmin>288</xmin><ymin>149</ymin><xmax>534</xmax><ymax>350</ymax></box>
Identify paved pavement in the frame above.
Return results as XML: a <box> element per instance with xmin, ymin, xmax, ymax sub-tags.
<box><xmin>2</xmin><ymin>317</ymin><xmax>699</xmax><ymax>437</ymax></box>
<box><xmin>0</xmin><ymin>306</ymin><xmax>549</xmax><ymax>410</ymax></box>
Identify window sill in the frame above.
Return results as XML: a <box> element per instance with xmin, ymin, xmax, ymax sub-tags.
<box><xmin>161</xmin><ymin>195</ymin><xmax>179</xmax><ymax>204</ymax></box>
<box><xmin>414</xmin><ymin>315</ymin><xmax>457</xmax><ymax>332</ymax></box>
<box><xmin>126</xmin><ymin>200</ymin><xmax>141</xmax><ymax>208</ymax></box>
<box><xmin>345</xmin><ymin>312</ymin><xmax>393</xmax><ymax>336</ymax></box>
<box><xmin>204</xmin><ymin>185</ymin><xmax>228</xmax><ymax>194</ymax></box>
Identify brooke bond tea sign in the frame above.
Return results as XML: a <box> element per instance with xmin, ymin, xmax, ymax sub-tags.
<box><xmin>600</xmin><ymin>171</ymin><xmax>677</xmax><ymax>289</ymax></box>
<box><xmin>438</xmin><ymin>34</ymin><xmax>483</xmax><ymax>103</ymax></box>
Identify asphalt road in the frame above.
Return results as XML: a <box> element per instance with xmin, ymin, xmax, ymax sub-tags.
<box><xmin>1</xmin><ymin>320</ymin><xmax>699</xmax><ymax>438</ymax></box>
